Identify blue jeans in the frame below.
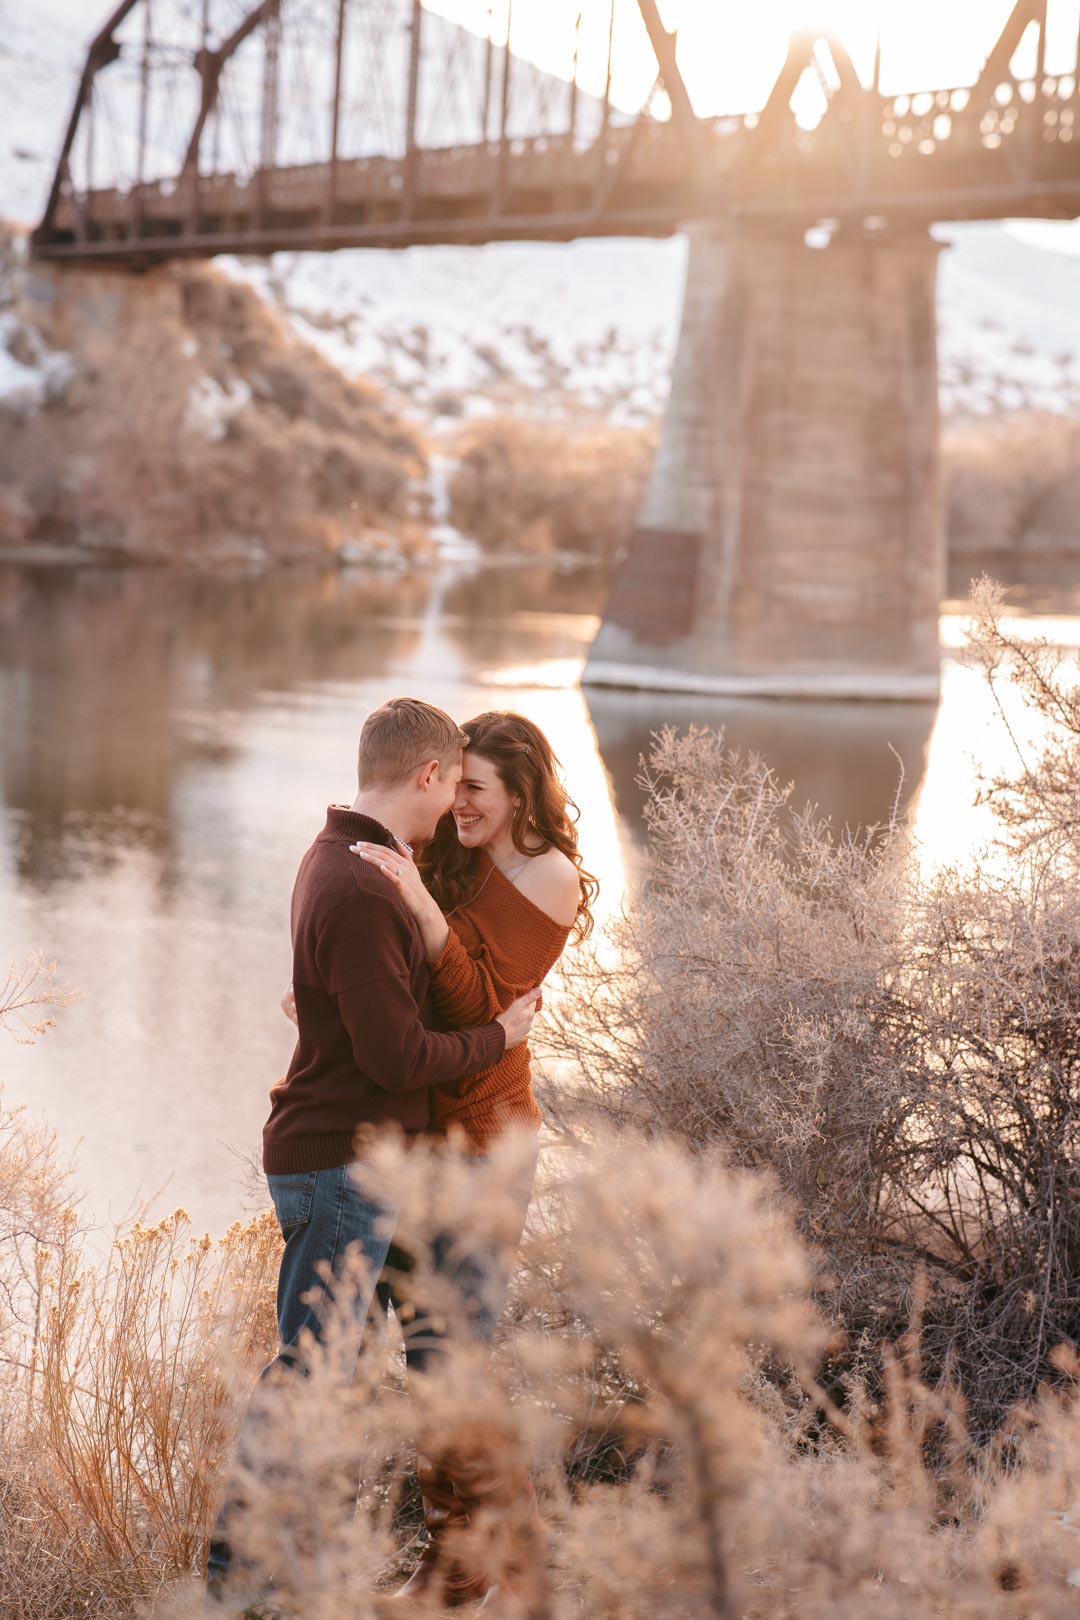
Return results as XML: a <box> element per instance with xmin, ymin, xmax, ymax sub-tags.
<box><xmin>206</xmin><ymin>1149</ymin><xmax>535</xmax><ymax>1589</ymax></box>
<box><xmin>269</xmin><ymin>1162</ymin><xmax>397</xmax><ymax>1361</ymax></box>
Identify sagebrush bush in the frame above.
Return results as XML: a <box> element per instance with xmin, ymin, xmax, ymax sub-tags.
<box><xmin>447</xmin><ymin>415</ymin><xmax>656</xmax><ymax>566</ymax></box>
<box><xmin>541</xmin><ymin>579</ymin><xmax>1080</xmax><ymax>1434</ymax></box>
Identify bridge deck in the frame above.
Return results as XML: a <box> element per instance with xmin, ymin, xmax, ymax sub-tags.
<box><xmin>38</xmin><ymin>99</ymin><xmax>1080</xmax><ymax>262</ymax></box>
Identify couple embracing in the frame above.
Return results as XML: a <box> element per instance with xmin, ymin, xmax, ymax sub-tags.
<box><xmin>208</xmin><ymin>697</ymin><xmax>596</xmax><ymax>1608</ymax></box>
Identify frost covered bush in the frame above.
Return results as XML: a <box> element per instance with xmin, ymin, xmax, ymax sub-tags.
<box><xmin>542</xmin><ymin>580</ymin><xmax>1080</xmax><ymax>1434</ymax></box>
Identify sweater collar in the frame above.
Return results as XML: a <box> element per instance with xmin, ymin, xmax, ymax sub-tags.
<box><xmin>321</xmin><ymin>806</ymin><xmax>398</xmax><ymax>847</ymax></box>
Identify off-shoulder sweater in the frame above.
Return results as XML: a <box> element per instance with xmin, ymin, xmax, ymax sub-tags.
<box><xmin>428</xmin><ymin>851</ymin><xmax>572</xmax><ymax>1148</ymax></box>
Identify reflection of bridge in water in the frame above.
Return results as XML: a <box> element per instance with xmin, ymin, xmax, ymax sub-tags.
<box><xmin>32</xmin><ymin>1</ymin><xmax>1080</xmax><ymax>698</ymax></box>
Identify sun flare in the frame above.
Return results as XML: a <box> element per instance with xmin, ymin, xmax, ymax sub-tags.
<box><xmin>427</xmin><ymin>0</ymin><xmax>1076</xmax><ymax>120</ymax></box>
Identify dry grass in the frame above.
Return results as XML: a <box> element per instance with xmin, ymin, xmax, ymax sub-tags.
<box><xmin>2</xmin><ymin>1082</ymin><xmax>1080</xmax><ymax>1615</ymax></box>
<box><xmin>446</xmin><ymin>409</ymin><xmax>1080</xmax><ymax>574</ymax></box>
<box><xmin>446</xmin><ymin>415</ymin><xmax>656</xmax><ymax>566</ymax></box>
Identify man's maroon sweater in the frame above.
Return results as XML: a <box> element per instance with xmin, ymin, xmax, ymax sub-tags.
<box><xmin>262</xmin><ymin>807</ymin><xmax>506</xmax><ymax>1174</ymax></box>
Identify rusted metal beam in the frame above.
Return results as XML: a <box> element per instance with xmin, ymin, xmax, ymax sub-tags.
<box><xmin>976</xmin><ymin>0</ymin><xmax>1044</xmax><ymax>90</ymax></box>
<box><xmin>182</xmin><ymin>0</ymin><xmax>281</xmax><ymax>178</ymax></box>
<box><xmin>257</xmin><ymin>6</ymin><xmax>280</xmax><ymax>227</ymax></box>
<box><xmin>569</xmin><ymin>7</ymin><xmax>582</xmax><ymax>147</ymax></box>
<box><xmin>34</xmin><ymin>0</ymin><xmax>1080</xmax><ymax>265</ymax></box>
<box><xmin>133</xmin><ymin>0</ymin><xmax>152</xmax><ymax>236</ymax></box>
<box><xmin>327</xmin><ymin>0</ymin><xmax>347</xmax><ymax>222</ymax></box>
<box><xmin>35</xmin><ymin>0</ymin><xmax>141</xmax><ymax>243</ymax></box>
<box><xmin>405</xmin><ymin>0</ymin><xmax>423</xmax><ymax>213</ymax></box>
<box><xmin>744</xmin><ymin>28</ymin><xmax>867</xmax><ymax>189</ymax></box>
<box><xmin>599</xmin><ymin>0</ymin><xmax>615</xmax><ymax>153</ymax></box>
<box><xmin>32</xmin><ymin>154</ymin><xmax>1080</xmax><ymax>268</ymax></box>
<box><xmin>634</xmin><ymin>0</ymin><xmax>702</xmax><ymax>158</ymax></box>
<box><xmin>482</xmin><ymin>4</ymin><xmax>494</xmax><ymax>141</ymax></box>
<box><xmin>495</xmin><ymin>0</ymin><xmax>513</xmax><ymax>212</ymax></box>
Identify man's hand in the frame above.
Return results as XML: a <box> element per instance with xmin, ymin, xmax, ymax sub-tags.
<box><xmin>281</xmin><ymin>984</ymin><xmax>298</xmax><ymax>1025</ymax></box>
<box><xmin>495</xmin><ymin>987</ymin><xmax>542</xmax><ymax>1050</ymax></box>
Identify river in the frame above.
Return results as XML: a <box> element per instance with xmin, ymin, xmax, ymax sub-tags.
<box><xmin>1</xmin><ymin>561</ymin><xmax>1076</xmax><ymax>1235</ymax></box>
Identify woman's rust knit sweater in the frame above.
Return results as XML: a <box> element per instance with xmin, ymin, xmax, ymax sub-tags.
<box><xmin>428</xmin><ymin>851</ymin><xmax>571</xmax><ymax>1148</ymax></box>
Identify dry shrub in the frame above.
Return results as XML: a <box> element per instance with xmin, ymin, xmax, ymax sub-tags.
<box><xmin>447</xmin><ymin>416</ymin><xmax>656</xmax><ymax>566</ymax></box>
<box><xmin>542</xmin><ymin>578</ymin><xmax>1080</xmax><ymax>1435</ymax></box>
<box><xmin>196</xmin><ymin>1133</ymin><xmax>1080</xmax><ymax>1620</ymax></box>
<box><xmin>964</xmin><ymin>578</ymin><xmax>1080</xmax><ymax>867</ymax></box>
<box><xmin>945</xmin><ymin>413</ymin><xmax>1080</xmax><ymax>557</ymax></box>
<box><xmin>0</xmin><ymin>963</ymin><xmax>280</xmax><ymax>1618</ymax></box>
<box><xmin>3</xmin><ymin>1081</ymin><xmax>1080</xmax><ymax>1614</ymax></box>
<box><xmin>0</xmin><ymin>1197</ymin><xmax>279</xmax><ymax>1618</ymax></box>
<box><xmin>0</xmin><ymin>249</ymin><xmax>427</xmax><ymax>564</ymax></box>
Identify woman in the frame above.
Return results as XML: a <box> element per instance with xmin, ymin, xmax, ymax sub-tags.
<box><xmin>349</xmin><ymin>709</ymin><xmax>597</xmax><ymax>1604</ymax></box>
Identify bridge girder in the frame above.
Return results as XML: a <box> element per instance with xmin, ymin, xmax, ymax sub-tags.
<box><xmin>31</xmin><ymin>0</ymin><xmax>1080</xmax><ymax>264</ymax></box>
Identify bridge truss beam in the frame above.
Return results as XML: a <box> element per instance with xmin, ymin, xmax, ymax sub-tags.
<box><xmin>31</xmin><ymin>0</ymin><xmax>1080</xmax><ymax>264</ymax></box>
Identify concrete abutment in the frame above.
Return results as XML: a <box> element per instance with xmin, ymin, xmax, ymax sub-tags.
<box><xmin>584</xmin><ymin>224</ymin><xmax>945</xmax><ymax>700</ymax></box>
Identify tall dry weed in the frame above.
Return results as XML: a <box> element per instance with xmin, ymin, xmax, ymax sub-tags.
<box><xmin>0</xmin><ymin>961</ymin><xmax>280</xmax><ymax>1617</ymax></box>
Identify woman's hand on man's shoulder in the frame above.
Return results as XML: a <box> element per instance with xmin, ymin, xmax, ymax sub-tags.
<box><xmin>516</xmin><ymin>847</ymin><xmax>580</xmax><ymax>927</ymax></box>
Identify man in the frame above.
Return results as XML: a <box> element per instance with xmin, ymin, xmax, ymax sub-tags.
<box><xmin>207</xmin><ymin>696</ymin><xmax>539</xmax><ymax>1596</ymax></box>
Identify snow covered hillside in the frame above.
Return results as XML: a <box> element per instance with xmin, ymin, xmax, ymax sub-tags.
<box><xmin>3</xmin><ymin>0</ymin><xmax>1080</xmax><ymax>425</ymax></box>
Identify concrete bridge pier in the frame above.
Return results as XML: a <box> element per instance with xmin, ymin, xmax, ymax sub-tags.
<box><xmin>584</xmin><ymin>223</ymin><xmax>945</xmax><ymax>700</ymax></box>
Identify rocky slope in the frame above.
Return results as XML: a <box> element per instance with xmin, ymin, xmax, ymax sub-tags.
<box><xmin>0</xmin><ymin>229</ymin><xmax>426</xmax><ymax>566</ymax></box>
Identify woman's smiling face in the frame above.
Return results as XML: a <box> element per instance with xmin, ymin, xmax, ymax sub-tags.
<box><xmin>452</xmin><ymin>751</ymin><xmax>517</xmax><ymax>850</ymax></box>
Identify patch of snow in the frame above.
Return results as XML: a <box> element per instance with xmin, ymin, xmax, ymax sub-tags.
<box><xmin>222</xmin><ymin>225</ymin><xmax>1080</xmax><ymax>429</ymax></box>
<box><xmin>184</xmin><ymin>374</ymin><xmax>252</xmax><ymax>442</ymax></box>
<box><xmin>0</xmin><ymin>310</ymin><xmax>73</xmax><ymax>413</ymax></box>
<box><xmin>935</xmin><ymin>222</ymin><xmax>1080</xmax><ymax>416</ymax></box>
<box><xmin>223</xmin><ymin>236</ymin><xmax>686</xmax><ymax>425</ymax></box>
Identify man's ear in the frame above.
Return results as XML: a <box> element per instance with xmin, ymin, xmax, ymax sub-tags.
<box><xmin>417</xmin><ymin>759</ymin><xmax>441</xmax><ymax>792</ymax></box>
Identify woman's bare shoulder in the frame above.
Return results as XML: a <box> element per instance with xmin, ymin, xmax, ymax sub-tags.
<box><xmin>515</xmin><ymin>846</ymin><xmax>580</xmax><ymax>927</ymax></box>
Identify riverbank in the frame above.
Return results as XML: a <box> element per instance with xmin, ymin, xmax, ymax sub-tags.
<box><xmin>3</xmin><ymin>218</ymin><xmax>1080</xmax><ymax>585</ymax></box>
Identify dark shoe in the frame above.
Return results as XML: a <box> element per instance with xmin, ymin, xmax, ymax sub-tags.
<box><xmin>389</xmin><ymin>1444</ymin><xmax>545</xmax><ymax>1611</ymax></box>
<box><xmin>388</xmin><ymin>1454</ymin><xmax>485</xmax><ymax>1606</ymax></box>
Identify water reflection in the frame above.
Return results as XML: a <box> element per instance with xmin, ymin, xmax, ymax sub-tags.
<box><xmin>587</xmin><ymin>688</ymin><xmax>935</xmax><ymax>839</ymax></box>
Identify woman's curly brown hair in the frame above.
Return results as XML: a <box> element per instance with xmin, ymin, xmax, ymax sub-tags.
<box><xmin>420</xmin><ymin>711</ymin><xmax>598</xmax><ymax>942</ymax></box>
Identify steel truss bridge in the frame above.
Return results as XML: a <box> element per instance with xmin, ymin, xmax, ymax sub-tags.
<box><xmin>31</xmin><ymin>0</ymin><xmax>1080</xmax><ymax>264</ymax></box>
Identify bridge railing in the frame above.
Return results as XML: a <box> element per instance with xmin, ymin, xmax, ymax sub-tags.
<box><xmin>32</xmin><ymin>0</ymin><xmax>1080</xmax><ymax>261</ymax></box>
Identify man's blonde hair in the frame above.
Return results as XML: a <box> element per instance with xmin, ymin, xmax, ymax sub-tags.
<box><xmin>357</xmin><ymin>698</ymin><xmax>468</xmax><ymax>790</ymax></box>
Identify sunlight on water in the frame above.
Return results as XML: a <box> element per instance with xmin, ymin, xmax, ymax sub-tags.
<box><xmin>913</xmin><ymin>613</ymin><xmax>1080</xmax><ymax>873</ymax></box>
<box><xmin>475</xmin><ymin>657</ymin><xmax>585</xmax><ymax>690</ymax></box>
